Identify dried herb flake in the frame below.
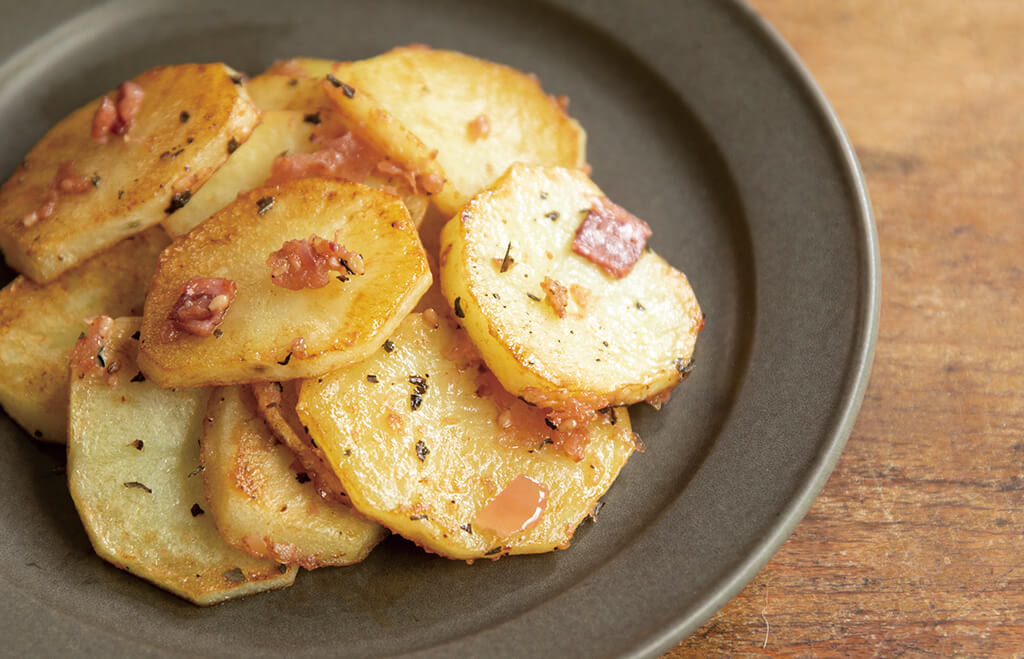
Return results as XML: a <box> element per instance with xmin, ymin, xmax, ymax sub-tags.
<box><xmin>179</xmin><ymin>110</ymin><xmax>190</xmax><ymax>123</ymax></box>
<box><xmin>277</xmin><ymin>353</ymin><xmax>292</xmax><ymax>366</ymax></box>
<box><xmin>190</xmin><ymin>503</ymin><xmax>204</xmax><ymax>517</ymax></box>
<box><xmin>256</xmin><ymin>196</ymin><xmax>275</xmax><ymax>215</ymax></box>
<box><xmin>296</xmin><ymin>472</ymin><xmax>311</xmax><ymax>484</ymax></box>
<box><xmin>303</xmin><ymin>111</ymin><xmax>321</xmax><ymax>125</ymax></box>
<box><xmin>223</xmin><ymin>567</ymin><xmax>245</xmax><ymax>582</ymax></box>
<box><xmin>383</xmin><ymin>339</ymin><xmax>395</xmax><ymax>353</ymax></box>
<box><xmin>129</xmin><ymin>439</ymin><xmax>144</xmax><ymax>450</ymax></box>
<box><xmin>366</xmin><ymin>374</ymin><xmax>379</xmax><ymax>383</ymax></box>
<box><xmin>453</xmin><ymin>297</ymin><xmax>465</xmax><ymax>318</ymax></box>
<box><xmin>415</xmin><ymin>439</ymin><xmax>430</xmax><ymax>462</ymax></box>
<box><xmin>165</xmin><ymin>190</ymin><xmax>192</xmax><ymax>214</ymax></box>
<box><xmin>499</xmin><ymin>241</ymin><xmax>512</xmax><ymax>272</ymax></box>
<box><xmin>124</xmin><ymin>481</ymin><xmax>152</xmax><ymax>494</ymax></box>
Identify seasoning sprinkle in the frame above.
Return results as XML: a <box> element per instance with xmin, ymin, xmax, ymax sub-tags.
<box><xmin>366</xmin><ymin>374</ymin><xmax>379</xmax><ymax>383</ymax></box>
<box><xmin>124</xmin><ymin>481</ymin><xmax>152</xmax><ymax>494</ymax></box>
<box><xmin>544</xmin><ymin>417</ymin><xmax>558</xmax><ymax>430</ymax></box>
<box><xmin>277</xmin><ymin>352</ymin><xmax>292</xmax><ymax>366</ymax></box>
<box><xmin>410</xmin><ymin>392</ymin><xmax>423</xmax><ymax>411</ymax></box>
<box><xmin>180</xmin><ymin>110</ymin><xmax>190</xmax><ymax>122</ymax></box>
<box><xmin>131</xmin><ymin>330</ymin><xmax>141</xmax><ymax>340</ymax></box>
<box><xmin>635</xmin><ymin>300</ymin><xmax>645</xmax><ymax>311</ymax></box>
<box><xmin>590</xmin><ymin>501</ymin><xmax>605</xmax><ymax>521</ymax></box>
<box><xmin>545</xmin><ymin>211</ymin><xmax>560</xmax><ymax>221</ymax></box>
<box><xmin>484</xmin><ymin>547</ymin><xmax>502</xmax><ymax>556</ymax></box>
<box><xmin>383</xmin><ymin>339</ymin><xmax>395</xmax><ymax>353</ymax></box>
<box><xmin>213</xmin><ymin>328</ymin><xmax>223</xmax><ymax>338</ymax></box>
<box><xmin>278</xmin><ymin>563</ymin><xmax>288</xmax><ymax>574</ymax></box>
<box><xmin>129</xmin><ymin>439</ymin><xmax>144</xmax><ymax>450</ymax></box>
<box><xmin>229</xmin><ymin>73</ymin><xmax>244</xmax><ymax>85</ymax></box>
<box><xmin>129</xmin><ymin>370</ymin><xmax>146</xmax><ymax>383</ymax></box>
<box><xmin>540</xmin><ymin>191</ymin><xmax>548</xmax><ymax>200</ymax></box>
<box><xmin>527</xmin><ymin>292</ymin><xmax>541</xmax><ymax>302</ymax></box>
<box><xmin>409</xmin><ymin>514</ymin><xmax>428</xmax><ymax>521</ymax></box>
<box><xmin>415</xmin><ymin>439</ymin><xmax>430</xmax><ymax>462</ymax></box>
<box><xmin>165</xmin><ymin>190</ymin><xmax>192</xmax><ymax>214</ymax></box>
<box><xmin>453</xmin><ymin>297</ymin><xmax>465</xmax><ymax>318</ymax></box>
<box><xmin>190</xmin><ymin>503</ymin><xmax>205</xmax><ymax>517</ymax></box>
<box><xmin>256</xmin><ymin>195</ymin><xmax>275</xmax><ymax>215</ymax></box>
<box><xmin>500</xmin><ymin>241</ymin><xmax>513</xmax><ymax>272</ymax></box>
<box><xmin>227</xmin><ymin>137</ymin><xmax>240</xmax><ymax>154</ymax></box>
<box><xmin>675</xmin><ymin>357</ymin><xmax>696</xmax><ymax>379</ymax></box>
<box><xmin>223</xmin><ymin>567</ymin><xmax>245</xmax><ymax>582</ymax></box>
<box><xmin>461</xmin><ymin>523</ymin><xmax>473</xmax><ymax>534</ymax></box>
<box><xmin>296</xmin><ymin>472</ymin><xmax>311</xmax><ymax>484</ymax></box>
<box><xmin>187</xmin><ymin>464</ymin><xmax>205</xmax><ymax>478</ymax></box>
<box><xmin>303</xmin><ymin>111</ymin><xmax>321</xmax><ymax>125</ymax></box>
<box><xmin>90</xmin><ymin>174</ymin><xmax>101</xmax><ymax>188</ymax></box>
<box><xmin>326</xmin><ymin>73</ymin><xmax>342</xmax><ymax>87</ymax></box>
<box><xmin>96</xmin><ymin>347</ymin><xmax>106</xmax><ymax>368</ymax></box>
<box><xmin>117</xmin><ymin>189</ymin><xmax>125</xmax><ymax>200</ymax></box>
<box><xmin>408</xmin><ymin>375</ymin><xmax>428</xmax><ymax>394</ymax></box>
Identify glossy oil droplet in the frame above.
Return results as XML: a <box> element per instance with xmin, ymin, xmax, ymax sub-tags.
<box><xmin>473</xmin><ymin>474</ymin><xmax>549</xmax><ymax>537</ymax></box>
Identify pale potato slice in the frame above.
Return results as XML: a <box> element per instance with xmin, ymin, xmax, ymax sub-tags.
<box><xmin>246</xmin><ymin>75</ymin><xmax>328</xmax><ymax>113</ymax></box>
<box><xmin>0</xmin><ymin>227</ymin><xmax>168</xmax><ymax>443</ymax></box>
<box><xmin>296</xmin><ymin>313</ymin><xmax>636</xmax><ymax>560</ymax></box>
<box><xmin>439</xmin><ymin>164</ymin><xmax>703</xmax><ymax>410</ymax></box>
<box><xmin>163</xmin><ymin>109</ymin><xmax>429</xmax><ymax>237</ymax></box>
<box><xmin>163</xmin><ymin>111</ymin><xmax>318</xmax><ymax>237</ymax></box>
<box><xmin>67</xmin><ymin>317</ymin><xmax>297</xmax><ymax>605</ymax></box>
<box><xmin>138</xmin><ymin>178</ymin><xmax>431</xmax><ymax>388</ymax></box>
<box><xmin>201</xmin><ymin>386</ymin><xmax>387</xmax><ymax>569</ymax></box>
<box><xmin>0</xmin><ymin>63</ymin><xmax>260</xmax><ymax>283</ymax></box>
<box><xmin>265</xmin><ymin>57</ymin><xmax>339</xmax><ymax>78</ymax></box>
<box><xmin>323</xmin><ymin>46</ymin><xmax>586</xmax><ymax>216</ymax></box>
<box><xmin>251</xmin><ymin>381</ymin><xmax>348</xmax><ymax>504</ymax></box>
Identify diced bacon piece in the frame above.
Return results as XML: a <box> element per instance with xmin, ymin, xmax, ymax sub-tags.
<box><xmin>70</xmin><ymin>316</ymin><xmax>115</xmax><ymax>379</ymax></box>
<box><xmin>540</xmin><ymin>277</ymin><xmax>569</xmax><ymax>318</ymax></box>
<box><xmin>417</xmin><ymin>172</ymin><xmax>445</xmax><ymax>195</ymax></box>
<box><xmin>91</xmin><ymin>81</ymin><xmax>145</xmax><ymax>143</ymax></box>
<box><xmin>467</xmin><ymin>114</ymin><xmax>491</xmax><ymax>140</ymax></box>
<box><xmin>55</xmin><ymin>161</ymin><xmax>92</xmax><ymax>194</ymax></box>
<box><xmin>376</xmin><ymin>159</ymin><xmax>417</xmax><ymax>192</ymax></box>
<box><xmin>266</xmin><ymin>234</ymin><xmax>363</xmax><ymax>290</ymax></box>
<box><xmin>267</xmin><ymin>132</ymin><xmax>382</xmax><ymax>185</ymax></box>
<box><xmin>571</xmin><ymin>196</ymin><xmax>652</xmax><ymax>278</ymax></box>
<box><xmin>168</xmin><ymin>277</ymin><xmax>237</xmax><ymax>337</ymax></box>
<box><xmin>473</xmin><ymin>475</ymin><xmax>550</xmax><ymax>538</ymax></box>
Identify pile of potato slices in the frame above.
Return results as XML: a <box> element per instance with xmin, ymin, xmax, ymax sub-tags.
<box><xmin>0</xmin><ymin>47</ymin><xmax>703</xmax><ymax>605</ymax></box>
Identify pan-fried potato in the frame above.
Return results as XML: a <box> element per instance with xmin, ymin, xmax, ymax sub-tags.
<box><xmin>163</xmin><ymin>111</ymin><xmax>318</xmax><ymax>237</ymax></box>
<box><xmin>201</xmin><ymin>386</ymin><xmax>386</xmax><ymax>569</ymax></box>
<box><xmin>163</xmin><ymin>109</ymin><xmax>429</xmax><ymax>237</ymax></box>
<box><xmin>0</xmin><ymin>63</ymin><xmax>260</xmax><ymax>283</ymax></box>
<box><xmin>138</xmin><ymin>178</ymin><xmax>431</xmax><ymax>388</ymax></box>
<box><xmin>439</xmin><ymin>164</ymin><xmax>703</xmax><ymax>410</ymax></box>
<box><xmin>246</xmin><ymin>75</ymin><xmax>328</xmax><ymax>113</ymax></box>
<box><xmin>67</xmin><ymin>317</ymin><xmax>297</xmax><ymax>605</ymax></box>
<box><xmin>251</xmin><ymin>381</ymin><xmax>348</xmax><ymax>504</ymax></box>
<box><xmin>265</xmin><ymin>57</ymin><xmax>339</xmax><ymax>79</ymax></box>
<box><xmin>296</xmin><ymin>313</ymin><xmax>636</xmax><ymax>560</ymax></box>
<box><xmin>0</xmin><ymin>227</ymin><xmax>168</xmax><ymax>443</ymax></box>
<box><xmin>323</xmin><ymin>46</ymin><xmax>586</xmax><ymax>216</ymax></box>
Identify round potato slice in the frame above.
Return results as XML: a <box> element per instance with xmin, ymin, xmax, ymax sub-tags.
<box><xmin>68</xmin><ymin>318</ymin><xmax>297</xmax><ymax>605</ymax></box>
<box><xmin>323</xmin><ymin>45</ymin><xmax>586</xmax><ymax>216</ymax></box>
<box><xmin>0</xmin><ymin>63</ymin><xmax>259</xmax><ymax>283</ymax></box>
<box><xmin>440</xmin><ymin>163</ymin><xmax>703</xmax><ymax>410</ymax></box>
<box><xmin>138</xmin><ymin>178</ymin><xmax>431</xmax><ymax>388</ymax></box>
<box><xmin>201</xmin><ymin>386</ymin><xmax>386</xmax><ymax>569</ymax></box>
<box><xmin>296</xmin><ymin>313</ymin><xmax>636</xmax><ymax>561</ymax></box>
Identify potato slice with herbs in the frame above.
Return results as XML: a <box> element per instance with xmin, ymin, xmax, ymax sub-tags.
<box><xmin>201</xmin><ymin>386</ymin><xmax>387</xmax><ymax>569</ymax></box>
<box><xmin>251</xmin><ymin>381</ymin><xmax>349</xmax><ymax>504</ymax></box>
<box><xmin>323</xmin><ymin>46</ymin><xmax>586</xmax><ymax>216</ymax></box>
<box><xmin>163</xmin><ymin>111</ymin><xmax>318</xmax><ymax>237</ymax></box>
<box><xmin>67</xmin><ymin>317</ymin><xmax>296</xmax><ymax>605</ymax></box>
<box><xmin>0</xmin><ymin>63</ymin><xmax>260</xmax><ymax>283</ymax></box>
<box><xmin>440</xmin><ymin>164</ymin><xmax>703</xmax><ymax>410</ymax></box>
<box><xmin>297</xmin><ymin>313</ymin><xmax>636</xmax><ymax>561</ymax></box>
<box><xmin>138</xmin><ymin>178</ymin><xmax>431</xmax><ymax>388</ymax></box>
<box><xmin>0</xmin><ymin>227</ymin><xmax>167</xmax><ymax>443</ymax></box>
<box><xmin>163</xmin><ymin>109</ymin><xmax>428</xmax><ymax>237</ymax></box>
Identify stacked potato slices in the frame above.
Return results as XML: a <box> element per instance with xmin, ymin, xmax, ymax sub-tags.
<box><xmin>0</xmin><ymin>47</ymin><xmax>702</xmax><ymax>604</ymax></box>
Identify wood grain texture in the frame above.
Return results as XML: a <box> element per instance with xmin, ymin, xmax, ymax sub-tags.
<box><xmin>671</xmin><ymin>1</ymin><xmax>1024</xmax><ymax>656</ymax></box>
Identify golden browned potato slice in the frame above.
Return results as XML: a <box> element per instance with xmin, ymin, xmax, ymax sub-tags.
<box><xmin>323</xmin><ymin>46</ymin><xmax>586</xmax><ymax>216</ymax></box>
<box><xmin>163</xmin><ymin>109</ymin><xmax>429</xmax><ymax>237</ymax></box>
<box><xmin>201</xmin><ymin>386</ymin><xmax>387</xmax><ymax>569</ymax></box>
<box><xmin>138</xmin><ymin>178</ymin><xmax>431</xmax><ymax>388</ymax></box>
<box><xmin>296</xmin><ymin>313</ymin><xmax>636</xmax><ymax>561</ymax></box>
<box><xmin>0</xmin><ymin>227</ymin><xmax>167</xmax><ymax>443</ymax></box>
<box><xmin>0</xmin><ymin>63</ymin><xmax>260</xmax><ymax>283</ymax></box>
<box><xmin>67</xmin><ymin>317</ymin><xmax>297</xmax><ymax>605</ymax></box>
<box><xmin>439</xmin><ymin>164</ymin><xmax>703</xmax><ymax>410</ymax></box>
<box><xmin>251</xmin><ymin>381</ymin><xmax>348</xmax><ymax>504</ymax></box>
<box><xmin>163</xmin><ymin>111</ymin><xmax>317</xmax><ymax>237</ymax></box>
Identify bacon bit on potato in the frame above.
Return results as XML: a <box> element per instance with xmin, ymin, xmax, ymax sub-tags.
<box><xmin>70</xmin><ymin>315</ymin><xmax>117</xmax><ymax>383</ymax></box>
<box><xmin>91</xmin><ymin>81</ymin><xmax>145</xmax><ymax>143</ymax></box>
<box><xmin>267</xmin><ymin>234</ymin><xmax>363</xmax><ymax>290</ymax></box>
<box><xmin>168</xmin><ymin>277</ymin><xmax>237</xmax><ymax>337</ymax></box>
<box><xmin>540</xmin><ymin>277</ymin><xmax>569</xmax><ymax>318</ymax></box>
<box><xmin>572</xmin><ymin>195</ymin><xmax>652</xmax><ymax>278</ymax></box>
<box><xmin>267</xmin><ymin>132</ymin><xmax>383</xmax><ymax>185</ymax></box>
<box><xmin>467</xmin><ymin>114</ymin><xmax>491</xmax><ymax>140</ymax></box>
<box><xmin>569</xmin><ymin>283</ymin><xmax>592</xmax><ymax>312</ymax></box>
<box><xmin>421</xmin><ymin>307</ymin><xmax>440</xmax><ymax>328</ymax></box>
<box><xmin>20</xmin><ymin>161</ymin><xmax>93</xmax><ymax>227</ymax></box>
<box><xmin>417</xmin><ymin>172</ymin><xmax>445</xmax><ymax>195</ymax></box>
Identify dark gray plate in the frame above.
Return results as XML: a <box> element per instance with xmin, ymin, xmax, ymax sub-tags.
<box><xmin>0</xmin><ymin>0</ymin><xmax>877</xmax><ymax>656</ymax></box>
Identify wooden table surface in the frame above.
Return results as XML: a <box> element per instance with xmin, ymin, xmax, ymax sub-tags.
<box><xmin>670</xmin><ymin>1</ymin><xmax>1024</xmax><ymax>655</ymax></box>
